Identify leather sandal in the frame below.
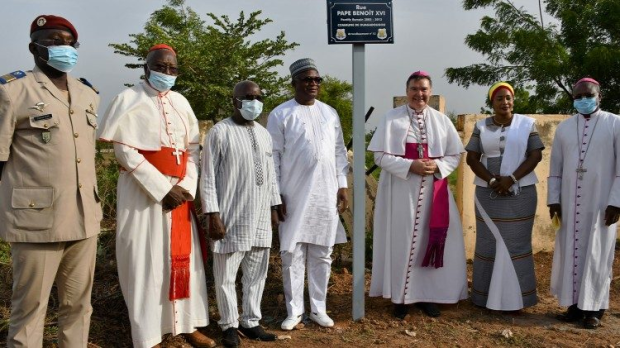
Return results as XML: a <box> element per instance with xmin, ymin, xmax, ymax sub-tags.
<box><xmin>183</xmin><ymin>330</ymin><xmax>217</xmax><ymax>348</ymax></box>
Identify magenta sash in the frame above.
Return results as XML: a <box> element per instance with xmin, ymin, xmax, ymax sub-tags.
<box><xmin>403</xmin><ymin>143</ymin><xmax>449</xmax><ymax>268</ymax></box>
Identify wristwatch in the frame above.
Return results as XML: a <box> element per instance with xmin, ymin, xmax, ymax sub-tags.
<box><xmin>488</xmin><ymin>177</ymin><xmax>497</xmax><ymax>186</ymax></box>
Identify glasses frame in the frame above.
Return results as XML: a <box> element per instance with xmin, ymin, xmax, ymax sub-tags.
<box><xmin>296</xmin><ymin>76</ymin><xmax>324</xmax><ymax>85</ymax></box>
<box><xmin>234</xmin><ymin>95</ymin><xmax>263</xmax><ymax>102</ymax></box>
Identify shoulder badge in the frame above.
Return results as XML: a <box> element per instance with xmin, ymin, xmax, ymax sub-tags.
<box><xmin>79</xmin><ymin>77</ymin><xmax>99</xmax><ymax>94</ymax></box>
<box><xmin>0</xmin><ymin>70</ymin><xmax>27</xmax><ymax>85</ymax></box>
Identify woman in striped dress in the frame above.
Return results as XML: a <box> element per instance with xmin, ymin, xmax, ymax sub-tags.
<box><xmin>465</xmin><ymin>82</ymin><xmax>544</xmax><ymax>310</ymax></box>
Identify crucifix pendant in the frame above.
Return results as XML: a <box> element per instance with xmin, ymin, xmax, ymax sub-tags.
<box><xmin>172</xmin><ymin>144</ymin><xmax>182</xmax><ymax>165</ymax></box>
<box><xmin>417</xmin><ymin>144</ymin><xmax>424</xmax><ymax>159</ymax></box>
<box><xmin>576</xmin><ymin>165</ymin><xmax>587</xmax><ymax>180</ymax></box>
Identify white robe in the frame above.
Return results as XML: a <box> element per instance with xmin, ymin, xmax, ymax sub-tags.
<box><xmin>266</xmin><ymin>99</ymin><xmax>349</xmax><ymax>252</ymax></box>
<box><xmin>97</xmin><ymin>82</ymin><xmax>209</xmax><ymax>348</ymax></box>
<box><xmin>548</xmin><ymin>110</ymin><xmax>620</xmax><ymax>311</ymax></box>
<box><xmin>368</xmin><ymin>105</ymin><xmax>468</xmax><ymax>304</ymax></box>
<box><xmin>199</xmin><ymin>118</ymin><xmax>281</xmax><ymax>253</ymax></box>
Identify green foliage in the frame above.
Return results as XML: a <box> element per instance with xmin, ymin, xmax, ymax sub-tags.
<box><xmin>109</xmin><ymin>0</ymin><xmax>298</xmax><ymax>120</ymax></box>
<box><xmin>318</xmin><ymin>76</ymin><xmax>353</xmax><ymax>144</ymax></box>
<box><xmin>95</xmin><ymin>142</ymin><xmax>119</xmax><ymax>220</ymax></box>
<box><xmin>447</xmin><ymin>0</ymin><xmax>620</xmax><ymax>114</ymax></box>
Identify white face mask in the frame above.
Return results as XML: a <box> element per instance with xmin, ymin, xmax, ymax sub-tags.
<box><xmin>238</xmin><ymin>99</ymin><xmax>263</xmax><ymax>120</ymax></box>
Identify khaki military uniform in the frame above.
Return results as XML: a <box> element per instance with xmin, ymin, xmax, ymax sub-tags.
<box><xmin>0</xmin><ymin>66</ymin><xmax>101</xmax><ymax>348</ymax></box>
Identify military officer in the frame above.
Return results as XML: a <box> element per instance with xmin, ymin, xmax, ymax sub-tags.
<box><xmin>0</xmin><ymin>15</ymin><xmax>101</xmax><ymax>347</ymax></box>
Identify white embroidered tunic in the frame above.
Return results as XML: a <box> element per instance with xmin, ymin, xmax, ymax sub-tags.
<box><xmin>267</xmin><ymin>99</ymin><xmax>349</xmax><ymax>252</ymax></box>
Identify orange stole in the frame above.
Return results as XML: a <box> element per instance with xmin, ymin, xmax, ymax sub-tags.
<box><xmin>139</xmin><ymin>147</ymin><xmax>192</xmax><ymax>300</ymax></box>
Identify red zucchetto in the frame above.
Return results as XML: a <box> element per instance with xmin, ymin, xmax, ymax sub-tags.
<box><xmin>149</xmin><ymin>44</ymin><xmax>176</xmax><ymax>56</ymax></box>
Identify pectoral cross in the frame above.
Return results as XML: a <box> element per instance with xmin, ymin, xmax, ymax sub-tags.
<box><xmin>172</xmin><ymin>143</ymin><xmax>182</xmax><ymax>165</ymax></box>
<box><xmin>417</xmin><ymin>144</ymin><xmax>424</xmax><ymax>159</ymax></box>
<box><xmin>576</xmin><ymin>165</ymin><xmax>587</xmax><ymax>180</ymax></box>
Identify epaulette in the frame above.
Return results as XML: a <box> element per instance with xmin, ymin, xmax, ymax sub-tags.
<box><xmin>0</xmin><ymin>70</ymin><xmax>27</xmax><ymax>85</ymax></box>
<box><xmin>79</xmin><ymin>77</ymin><xmax>99</xmax><ymax>94</ymax></box>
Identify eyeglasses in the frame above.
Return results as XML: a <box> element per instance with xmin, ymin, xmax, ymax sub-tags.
<box><xmin>297</xmin><ymin>76</ymin><xmax>323</xmax><ymax>85</ymax></box>
<box><xmin>235</xmin><ymin>95</ymin><xmax>263</xmax><ymax>102</ymax></box>
<box><xmin>36</xmin><ymin>39</ymin><xmax>80</xmax><ymax>48</ymax></box>
<box><xmin>148</xmin><ymin>63</ymin><xmax>179</xmax><ymax>75</ymax></box>
<box><xmin>573</xmin><ymin>93</ymin><xmax>597</xmax><ymax>100</ymax></box>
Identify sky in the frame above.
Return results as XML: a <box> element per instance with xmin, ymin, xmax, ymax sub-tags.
<box><xmin>0</xmin><ymin>0</ymin><xmax>545</xmax><ymax>127</ymax></box>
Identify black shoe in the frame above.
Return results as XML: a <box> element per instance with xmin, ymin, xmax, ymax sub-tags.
<box><xmin>393</xmin><ymin>303</ymin><xmax>409</xmax><ymax>320</ymax></box>
<box><xmin>583</xmin><ymin>315</ymin><xmax>601</xmax><ymax>329</ymax></box>
<box><xmin>238</xmin><ymin>325</ymin><xmax>277</xmax><ymax>341</ymax></box>
<box><xmin>222</xmin><ymin>328</ymin><xmax>240</xmax><ymax>348</ymax></box>
<box><xmin>556</xmin><ymin>304</ymin><xmax>584</xmax><ymax>323</ymax></box>
<box><xmin>415</xmin><ymin>302</ymin><xmax>441</xmax><ymax>317</ymax></box>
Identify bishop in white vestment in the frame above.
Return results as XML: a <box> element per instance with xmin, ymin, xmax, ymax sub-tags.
<box><xmin>97</xmin><ymin>45</ymin><xmax>214</xmax><ymax>347</ymax></box>
<box><xmin>548</xmin><ymin>77</ymin><xmax>620</xmax><ymax>329</ymax></box>
<box><xmin>368</xmin><ymin>71</ymin><xmax>467</xmax><ymax>319</ymax></box>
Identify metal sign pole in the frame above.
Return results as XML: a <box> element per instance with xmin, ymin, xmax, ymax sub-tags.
<box><xmin>352</xmin><ymin>42</ymin><xmax>366</xmax><ymax>321</ymax></box>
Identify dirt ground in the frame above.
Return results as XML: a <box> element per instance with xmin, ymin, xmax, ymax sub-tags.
<box><xmin>1</xmin><ymin>229</ymin><xmax>619</xmax><ymax>348</ymax></box>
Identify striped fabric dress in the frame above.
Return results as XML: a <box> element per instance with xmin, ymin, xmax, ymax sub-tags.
<box><xmin>465</xmin><ymin>117</ymin><xmax>544</xmax><ymax>309</ymax></box>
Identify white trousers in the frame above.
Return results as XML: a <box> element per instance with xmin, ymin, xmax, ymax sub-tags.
<box><xmin>281</xmin><ymin>243</ymin><xmax>333</xmax><ymax>317</ymax></box>
<box><xmin>212</xmin><ymin>247</ymin><xmax>270</xmax><ymax>330</ymax></box>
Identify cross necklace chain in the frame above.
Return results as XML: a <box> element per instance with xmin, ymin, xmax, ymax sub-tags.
<box><xmin>407</xmin><ymin>107</ymin><xmax>427</xmax><ymax>158</ymax></box>
<box><xmin>575</xmin><ymin>115</ymin><xmax>600</xmax><ymax>180</ymax></box>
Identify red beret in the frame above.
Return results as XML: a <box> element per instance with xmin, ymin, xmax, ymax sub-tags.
<box><xmin>149</xmin><ymin>44</ymin><xmax>176</xmax><ymax>56</ymax></box>
<box><xmin>30</xmin><ymin>15</ymin><xmax>78</xmax><ymax>41</ymax></box>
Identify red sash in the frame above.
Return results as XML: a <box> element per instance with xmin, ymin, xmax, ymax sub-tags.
<box><xmin>403</xmin><ymin>143</ymin><xmax>449</xmax><ymax>269</ymax></box>
<box><xmin>139</xmin><ymin>147</ymin><xmax>192</xmax><ymax>300</ymax></box>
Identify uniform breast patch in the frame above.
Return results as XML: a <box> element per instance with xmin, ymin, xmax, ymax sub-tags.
<box><xmin>33</xmin><ymin>114</ymin><xmax>53</xmax><ymax>121</ymax></box>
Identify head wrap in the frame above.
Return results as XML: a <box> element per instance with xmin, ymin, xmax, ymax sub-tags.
<box><xmin>488</xmin><ymin>81</ymin><xmax>514</xmax><ymax>101</ymax></box>
<box><xmin>573</xmin><ymin>77</ymin><xmax>599</xmax><ymax>89</ymax></box>
<box><xmin>148</xmin><ymin>44</ymin><xmax>176</xmax><ymax>56</ymax></box>
<box><xmin>30</xmin><ymin>15</ymin><xmax>78</xmax><ymax>41</ymax></box>
<box><xmin>290</xmin><ymin>58</ymin><xmax>318</xmax><ymax>77</ymax></box>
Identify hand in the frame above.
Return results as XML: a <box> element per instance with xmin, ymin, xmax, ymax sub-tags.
<box><xmin>604</xmin><ymin>205</ymin><xmax>620</xmax><ymax>226</ymax></box>
<box><xmin>337</xmin><ymin>188</ymin><xmax>349</xmax><ymax>214</ymax></box>
<box><xmin>494</xmin><ymin>176</ymin><xmax>514</xmax><ymax>196</ymax></box>
<box><xmin>182</xmin><ymin>191</ymin><xmax>194</xmax><ymax>202</ymax></box>
<box><xmin>409</xmin><ymin>159</ymin><xmax>437</xmax><ymax>176</ymax></box>
<box><xmin>162</xmin><ymin>185</ymin><xmax>189</xmax><ymax>211</ymax></box>
<box><xmin>271</xmin><ymin>209</ymin><xmax>280</xmax><ymax>228</ymax></box>
<box><xmin>207</xmin><ymin>213</ymin><xmax>226</xmax><ymax>240</ymax></box>
<box><xmin>548</xmin><ymin>203</ymin><xmax>562</xmax><ymax>220</ymax></box>
<box><xmin>276</xmin><ymin>195</ymin><xmax>287</xmax><ymax>222</ymax></box>
<box><xmin>488</xmin><ymin>175</ymin><xmax>501</xmax><ymax>190</ymax></box>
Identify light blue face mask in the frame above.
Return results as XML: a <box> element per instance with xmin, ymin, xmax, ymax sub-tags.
<box><xmin>148</xmin><ymin>70</ymin><xmax>177</xmax><ymax>92</ymax></box>
<box><xmin>239</xmin><ymin>99</ymin><xmax>263</xmax><ymax>120</ymax></box>
<box><xmin>573</xmin><ymin>96</ymin><xmax>598</xmax><ymax>115</ymax></box>
<box><xmin>36</xmin><ymin>43</ymin><xmax>79</xmax><ymax>73</ymax></box>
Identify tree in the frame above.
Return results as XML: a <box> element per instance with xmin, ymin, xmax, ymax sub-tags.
<box><xmin>318</xmin><ymin>76</ymin><xmax>353</xmax><ymax>144</ymax></box>
<box><xmin>110</xmin><ymin>0</ymin><xmax>298</xmax><ymax>120</ymax></box>
<box><xmin>445</xmin><ymin>0</ymin><xmax>620</xmax><ymax>114</ymax></box>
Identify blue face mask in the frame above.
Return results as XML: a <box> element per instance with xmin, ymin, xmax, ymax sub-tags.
<box><xmin>36</xmin><ymin>43</ymin><xmax>79</xmax><ymax>73</ymax></box>
<box><xmin>238</xmin><ymin>99</ymin><xmax>263</xmax><ymax>120</ymax></box>
<box><xmin>573</xmin><ymin>96</ymin><xmax>598</xmax><ymax>115</ymax></box>
<box><xmin>148</xmin><ymin>70</ymin><xmax>177</xmax><ymax>92</ymax></box>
